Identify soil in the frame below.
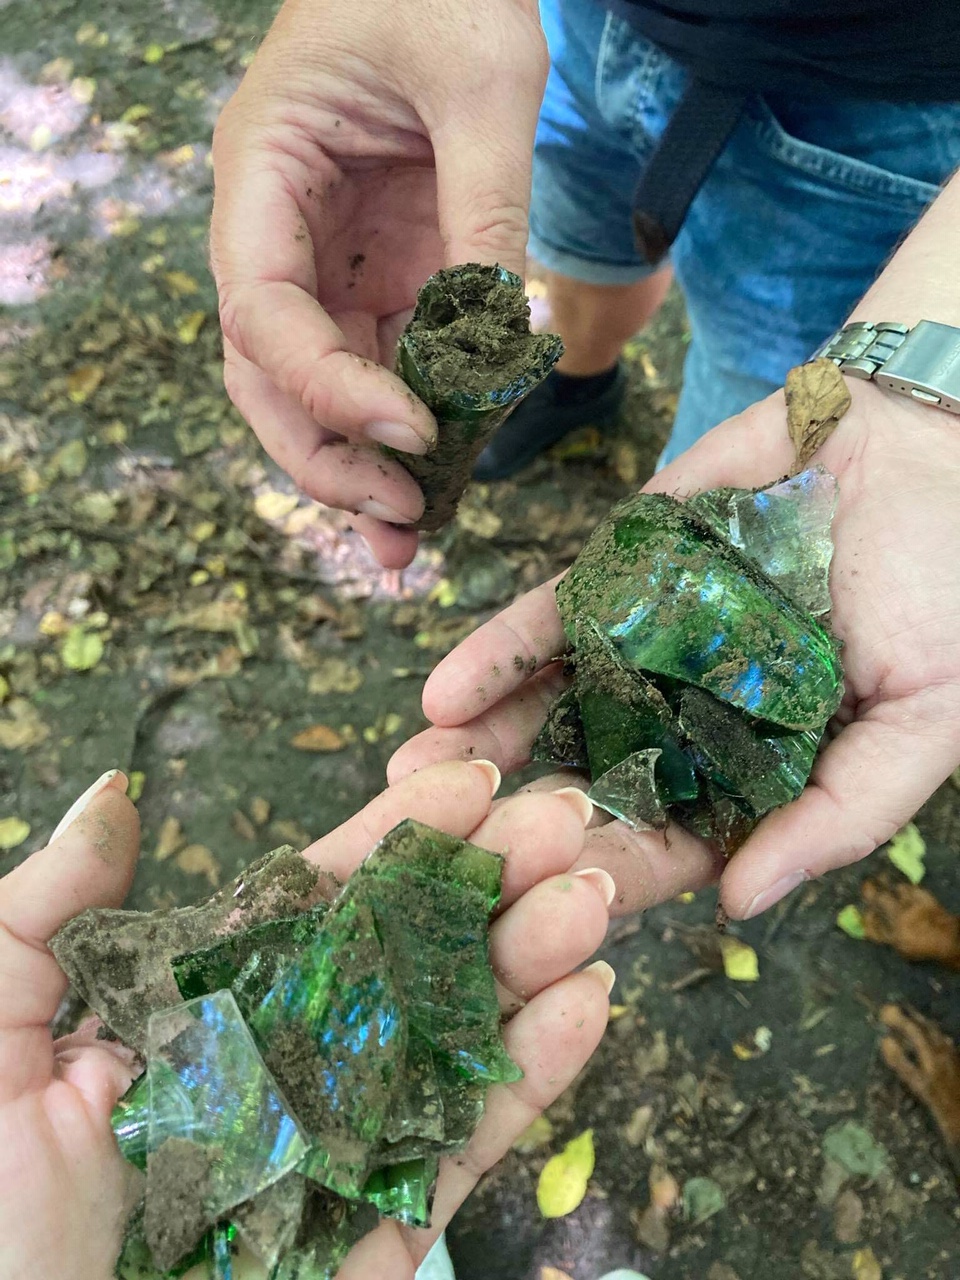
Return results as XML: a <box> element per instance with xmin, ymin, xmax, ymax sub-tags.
<box><xmin>144</xmin><ymin>1136</ymin><xmax>217</xmax><ymax>1270</ymax></box>
<box><xmin>396</xmin><ymin>264</ymin><xmax>562</xmax><ymax>531</ymax></box>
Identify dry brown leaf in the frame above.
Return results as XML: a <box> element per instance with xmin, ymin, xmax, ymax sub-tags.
<box><xmin>167</xmin><ymin>646</ymin><xmax>244</xmax><ymax>687</ymax></box>
<box><xmin>154</xmin><ymin>816</ymin><xmax>184</xmax><ymax>862</ymax></box>
<box><xmin>67</xmin><ymin>364</ymin><xmax>104</xmax><ymax>403</ymax></box>
<box><xmin>306</xmin><ymin>657</ymin><xmax>364</xmax><ymax>696</ymax></box>
<box><xmin>291</xmin><ymin>724</ymin><xmax>346</xmax><ymax>752</ymax></box>
<box><xmin>785</xmin><ymin>359</ymin><xmax>851</xmax><ymax>470</ymax></box>
<box><xmin>164</xmin><ymin>601</ymin><xmax>247</xmax><ymax>634</ymax></box>
<box><xmin>176</xmin><ymin>843</ymin><xmax>220</xmax><ymax>887</ymax></box>
<box><xmin>0</xmin><ymin>698</ymin><xmax>50</xmax><ymax>751</ymax></box>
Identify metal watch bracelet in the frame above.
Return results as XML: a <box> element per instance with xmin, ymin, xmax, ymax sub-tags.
<box><xmin>812</xmin><ymin>319</ymin><xmax>960</xmax><ymax>414</ymax></box>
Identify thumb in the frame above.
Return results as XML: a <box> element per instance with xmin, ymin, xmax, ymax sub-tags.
<box><xmin>425</xmin><ymin>31</ymin><xmax>547</xmax><ymax>276</ymax></box>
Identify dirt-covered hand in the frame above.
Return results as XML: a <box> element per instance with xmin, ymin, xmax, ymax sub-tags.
<box><xmin>0</xmin><ymin>772</ymin><xmax>142</xmax><ymax>1280</ymax></box>
<box><xmin>389</xmin><ymin>381</ymin><xmax>960</xmax><ymax>921</ymax></box>
<box><xmin>210</xmin><ymin>0</ymin><xmax>547</xmax><ymax>569</ymax></box>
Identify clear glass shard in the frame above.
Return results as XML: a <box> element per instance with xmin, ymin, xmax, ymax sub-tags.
<box><xmin>727</xmin><ymin>466</ymin><xmax>838</xmax><ymax>616</ymax></box>
<box><xmin>232</xmin><ymin>1174</ymin><xmax>307</xmax><ymax>1271</ymax></box>
<box><xmin>144</xmin><ymin>990</ymin><xmax>308</xmax><ymax>1271</ymax></box>
<box><xmin>588</xmin><ymin>749</ymin><xmax>666</xmax><ymax>829</ymax></box>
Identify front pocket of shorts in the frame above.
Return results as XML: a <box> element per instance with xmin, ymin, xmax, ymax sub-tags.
<box><xmin>749</xmin><ymin>99</ymin><xmax>943</xmax><ymax>214</ymax></box>
<box><xmin>594</xmin><ymin>11</ymin><xmax>672</xmax><ymax>145</ymax></box>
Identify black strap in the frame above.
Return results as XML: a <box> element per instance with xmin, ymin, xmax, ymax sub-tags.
<box><xmin>632</xmin><ymin>79</ymin><xmax>748</xmax><ymax>264</ymax></box>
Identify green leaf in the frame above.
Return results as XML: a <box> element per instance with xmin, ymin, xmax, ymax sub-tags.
<box><xmin>836</xmin><ymin>904</ymin><xmax>866</xmax><ymax>939</ymax></box>
<box><xmin>886</xmin><ymin>822</ymin><xmax>926</xmax><ymax>884</ymax></box>
<box><xmin>537</xmin><ymin>1130</ymin><xmax>595</xmax><ymax>1219</ymax></box>
<box><xmin>62</xmin><ymin>626</ymin><xmax>104</xmax><ymax>672</ymax></box>
<box><xmin>0</xmin><ymin>817</ymin><xmax>30</xmax><ymax>850</ymax></box>
<box><xmin>682</xmin><ymin>1176</ymin><xmax>726</xmax><ymax>1224</ymax></box>
<box><xmin>822</xmin><ymin>1121</ymin><xmax>887</xmax><ymax>1179</ymax></box>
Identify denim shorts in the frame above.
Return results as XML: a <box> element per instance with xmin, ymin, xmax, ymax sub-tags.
<box><xmin>530</xmin><ymin>0</ymin><xmax>960</xmax><ymax>465</ymax></box>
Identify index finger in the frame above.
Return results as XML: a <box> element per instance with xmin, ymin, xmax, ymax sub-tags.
<box><xmin>210</xmin><ymin>119</ymin><xmax>435</xmax><ymax>448</ymax></box>
<box><xmin>421</xmin><ymin>574</ymin><xmax>566</xmax><ymax>727</ymax></box>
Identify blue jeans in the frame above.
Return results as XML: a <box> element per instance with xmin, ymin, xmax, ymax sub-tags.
<box><xmin>529</xmin><ymin>0</ymin><xmax>960</xmax><ymax>465</ymax></box>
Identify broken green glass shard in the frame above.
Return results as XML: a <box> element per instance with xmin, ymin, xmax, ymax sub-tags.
<box><xmin>51</xmin><ymin>846</ymin><xmax>337</xmax><ymax>1052</ymax></box>
<box><xmin>112</xmin><ymin>1074</ymin><xmax>150</xmax><ymax>1170</ymax></box>
<box><xmin>689</xmin><ymin>466</ymin><xmax>838</xmax><ymax>617</ymax></box>
<box><xmin>588</xmin><ymin>749</ymin><xmax>667</xmax><ymax>829</ymax></box>
<box><xmin>144</xmin><ymin>990</ymin><xmax>308</xmax><ymax>1270</ymax></box>
<box><xmin>392</xmin><ymin>264</ymin><xmax>563</xmax><ymax>531</ymax></box>
<box><xmin>360</xmin><ymin>1156</ymin><xmax>439</xmax><ymax>1227</ymax></box>
<box><xmin>557</xmin><ymin>491</ymin><xmax>842</xmax><ymax>730</ymax></box>
<box><xmin>531</xmin><ymin>685</ymin><xmax>589</xmax><ymax>770</ymax></box>
<box><xmin>678</xmin><ymin>686</ymin><xmax>819</xmax><ymax>813</ymax></box>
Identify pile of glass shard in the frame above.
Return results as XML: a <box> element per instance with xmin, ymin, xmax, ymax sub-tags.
<box><xmin>50</xmin><ymin>821</ymin><xmax>520</xmax><ymax>1279</ymax></box>
<box><xmin>535</xmin><ymin>468</ymin><xmax>844</xmax><ymax>852</ymax></box>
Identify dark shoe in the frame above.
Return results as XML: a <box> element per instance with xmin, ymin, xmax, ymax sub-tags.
<box><xmin>472</xmin><ymin>362</ymin><xmax>627</xmax><ymax>481</ymax></box>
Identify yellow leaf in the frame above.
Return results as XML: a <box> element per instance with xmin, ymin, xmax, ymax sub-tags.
<box><xmin>164</xmin><ymin>270</ymin><xmax>199</xmax><ymax>298</ymax></box>
<box><xmin>67</xmin><ymin>364</ymin><xmax>104</xmax><ymax>403</ymax></box>
<box><xmin>0</xmin><ymin>817</ymin><xmax>30</xmax><ymax>851</ymax></box>
<box><xmin>191</xmin><ymin>520</ymin><xmax>216</xmax><ymax>543</ymax></box>
<box><xmin>536</xmin><ymin>1130</ymin><xmax>595</xmax><ymax>1219</ymax></box>
<box><xmin>128</xmin><ymin>771</ymin><xmax>146</xmax><ymax>803</ymax></box>
<box><xmin>30</xmin><ymin>124</ymin><xmax>53</xmax><ymax>151</ymax></box>
<box><xmin>51</xmin><ymin>438</ymin><xmax>88</xmax><ymax>479</ymax></box>
<box><xmin>176</xmin><ymin>310</ymin><xmax>206</xmax><ymax>344</ymax></box>
<box><xmin>176</xmin><ymin>843</ymin><xmax>219</xmax><ymax>887</ymax></box>
<box><xmin>61</xmin><ymin>627</ymin><xmax>104</xmax><ymax>672</ymax></box>
<box><xmin>109</xmin><ymin>216</ymin><xmax>141</xmax><ymax>238</ymax></box>
<box><xmin>720</xmin><ymin>936</ymin><xmax>759</xmax><ymax>982</ymax></box>
<box><xmin>539</xmin><ymin>1270</ymin><xmax>576</xmax><ymax>1280</ymax></box>
<box><xmin>852</xmin><ymin>1247</ymin><xmax>882</xmax><ymax>1280</ymax></box>
<box><xmin>154</xmin><ymin>816</ymin><xmax>184</xmax><ymax>862</ymax></box>
<box><xmin>250</xmin><ymin>796</ymin><xmax>271</xmax><ymax>826</ymax></box>
<box><xmin>0</xmin><ymin>699</ymin><xmax>50</xmax><ymax>751</ymax></box>
<box><xmin>70</xmin><ymin>76</ymin><xmax>97</xmax><ymax>104</ymax></box>
<box><xmin>189</xmin><ymin>570</ymin><xmax>210</xmax><ymax>586</ymax></box>
<box><xmin>0</xmin><ymin>675</ymin><xmax>9</xmax><ymax>702</ymax></box>
<box><xmin>836</xmin><ymin>904</ymin><xmax>866</xmax><ymax>939</ymax></box>
<box><xmin>254</xmin><ymin>490</ymin><xmax>299</xmax><ymax>522</ymax></box>
<box><xmin>607</xmin><ymin>1004</ymin><xmax>629</xmax><ymax>1020</ymax></box>
<box><xmin>75</xmin><ymin>22</ymin><xmax>100</xmax><ymax>44</ymax></box>
<box><xmin>121</xmin><ymin>103</ymin><xmax>152</xmax><ymax>124</ymax></box>
<box><xmin>886</xmin><ymin>822</ymin><xmax>926</xmax><ymax>885</ymax></box>
<box><xmin>513</xmin><ymin>1116</ymin><xmax>554</xmax><ymax>1154</ymax></box>
<box><xmin>291</xmin><ymin>724</ymin><xmax>346</xmax><ymax>753</ymax></box>
<box><xmin>39</xmin><ymin>611</ymin><xmax>69</xmax><ymax>637</ymax></box>
<box><xmin>100</xmin><ymin>420</ymin><xmax>127</xmax><ymax>445</ymax></box>
<box><xmin>142</xmin><ymin>43</ymin><xmax>166</xmax><ymax>63</ymax></box>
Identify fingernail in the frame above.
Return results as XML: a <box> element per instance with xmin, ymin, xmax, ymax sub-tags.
<box><xmin>357</xmin><ymin>498</ymin><xmax>417</xmax><ymax>524</ymax></box>
<box><xmin>574</xmin><ymin>866</ymin><xmax>616</xmax><ymax>907</ymax></box>
<box><xmin>583</xmin><ymin>959</ymin><xmax>616</xmax><ymax>995</ymax></box>
<box><xmin>553</xmin><ymin>786</ymin><xmax>594</xmax><ymax>827</ymax></box>
<box><xmin>743</xmin><ymin>869</ymin><xmax>809</xmax><ymax>920</ymax></box>
<box><xmin>365</xmin><ymin>420</ymin><xmax>433</xmax><ymax>454</ymax></box>
<box><xmin>469</xmin><ymin>758</ymin><xmax>501</xmax><ymax>797</ymax></box>
<box><xmin>51</xmin><ymin>770</ymin><xmax>128</xmax><ymax>843</ymax></box>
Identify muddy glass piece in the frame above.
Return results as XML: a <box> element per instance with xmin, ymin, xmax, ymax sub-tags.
<box><xmin>557</xmin><ymin>491</ymin><xmax>843</xmax><ymax>730</ymax></box>
<box><xmin>232</xmin><ymin>1174</ymin><xmax>306</xmax><ymax>1271</ymax></box>
<box><xmin>393</xmin><ymin>264</ymin><xmax>562</xmax><ymax>531</ymax></box>
<box><xmin>531</xmin><ymin>686</ymin><xmax>589</xmax><ymax>770</ymax></box>
<box><xmin>270</xmin><ymin>1191</ymin><xmax>378</xmax><ymax>1280</ymax></box>
<box><xmin>144</xmin><ymin>991</ymin><xmax>308</xmax><ymax>1270</ymax></box>
<box><xmin>588</xmin><ymin>749</ymin><xmax>667</xmax><ymax>829</ymax></box>
<box><xmin>689</xmin><ymin>466</ymin><xmax>838</xmax><ymax>617</ymax></box>
<box><xmin>51</xmin><ymin>846</ymin><xmax>337</xmax><ymax>1053</ymax></box>
<box><xmin>360</xmin><ymin>1156</ymin><xmax>438</xmax><ymax>1227</ymax></box>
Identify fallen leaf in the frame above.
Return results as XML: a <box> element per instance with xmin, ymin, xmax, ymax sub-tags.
<box><xmin>885</xmin><ymin>822</ymin><xmax>926</xmax><ymax>884</ymax></box>
<box><xmin>191</xmin><ymin>520</ymin><xmax>216</xmax><ymax>543</ymax></box>
<box><xmin>833</xmin><ymin>1188</ymin><xmax>864</xmax><ymax>1245</ymax></box>
<box><xmin>457</xmin><ymin>505</ymin><xmax>503</xmax><ymax>539</ymax></box>
<box><xmin>176</xmin><ymin>843</ymin><xmax>219</xmax><ymax>887</ymax></box>
<box><xmin>0</xmin><ymin>817</ymin><xmax>31</xmax><ymax>851</ymax></box>
<box><xmin>513</xmin><ymin>1116</ymin><xmax>554</xmax><ymax>1154</ymax></box>
<box><xmin>39</xmin><ymin>611</ymin><xmax>69</xmax><ymax>638</ymax></box>
<box><xmin>51</xmin><ymin>438</ymin><xmax>88</xmax><ymax>479</ymax></box>
<box><xmin>176</xmin><ymin>310</ymin><xmax>206</xmax><ymax>344</ymax></box>
<box><xmin>67</xmin><ymin>364</ymin><xmax>105</xmax><ymax>403</ymax></box>
<box><xmin>785</xmin><ymin>359</ymin><xmax>851</xmax><ymax>470</ymax></box>
<box><xmin>624</xmin><ymin>1105</ymin><xmax>654</xmax><ymax>1147</ymax></box>
<box><xmin>167</xmin><ymin>645</ymin><xmax>244</xmax><ymax>687</ymax></box>
<box><xmin>164</xmin><ymin>270</ymin><xmax>199</xmax><ymax>298</ymax></box>
<box><xmin>250</xmin><ymin>796</ymin><xmax>271</xmax><ymax>827</ymax></box>
<box><xmin>120</xmin><ymin>103</ymin><xmax>152</xmax><ymax>124</ymax></box>
<box><xmin>127</xmin><ymin>772</ymin><xmax>146</xmax><ymax>803</ymax></box>
<box><xmin>608</xmin><ymin>1004</ymin><xmax>629</xmax><ymax>1020</ymax></box>
<box><xmin>836</xmin><ymin>904</ymin><xmax>866</xmax><ymax>939</ymax></box>
<box><xmin>0</xmin><ymin>676</ymin><xmax>9</xmax><ymax>702</ymax></box>
<box><xmin>70</xmin><ymin>76</ymin><xmax>97</xmax><ymax>103</ymax></box>
<box><xmin>306</xmin><ymin>657</ymin><xmax>364</xmax><ymax>696</ymax></box>
<box><xmin>154</xmin><ymin>817</ymin><xmax>184</xmax><ymax>862</ymax></box>
<box><xmin>142</xmin><ymin>42</ymin><xmax>166</xmax><ymax>63</ymax></box>
<box><xmin>61</xmin><ymin>627</ymin><xmax>104</xmax><ymax>672</ymax></box>
<box><xmin>719</xmin><ymin>936</ymin><xmax>759</xmax><ymax>982</ymax></box>
<box><xmin>851</xmin><ymin>1247</ymin><xmax>882</xmax><ymax>1280</ymax></box>
<box><xmin>232</xmin><ymin>810</ymin><xmax>258</xmax><ymax>841</ymax></box>
<box><xmin>823</xmin><ymin>1121</ymin><xmax>888</xmax><ymax>1179</ymax></box>
<box><xmin>682</xmin><ymin>1176</ymin><xmax>726</xmax><ymax>1225</ymax></box>
<box><xmin>254</xmin><ymin>490</ymin><xmax>299</xmax><ymax>522</ymax></box>
<box><xmin>539</xmin><ymin>1270</ymin><xmax>575</xmax><ymax>1280</ymax></box>
<box><xmin>291</xmin><ymin>724</ymin><xmax>346</xmax><ymax>753</ymax></box>
<box><xmin>0</xmin><ymin>699</ymin><xmax>49</xmax><ymax>751</ymax></box>
<box><xmin>164</xmin><ymin>600</ymin><xmax>247</xmax><ymax>635</ymax></box>
<box><xmin>73</xmin><ymin>491</ymin><xmax>117</xmax><ymax>524</ymax></box>
<box><xmin>536</xmin><ymin>1129</ymin><xmax>594</xmax><ymax>1219</ymax></box>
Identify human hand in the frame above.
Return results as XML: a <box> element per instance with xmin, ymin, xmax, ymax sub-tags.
<box><xmin>210</xmin><ymin>0</ymin><xmax>547</xmax><ymax>569</ymax></box>
<box><xmin>389</xmin><ymin>381</ymin><xmax>960</xmax><ymax>920</ymax></box>
<box><xmin>6</xmin><ymin>760</ymin><xmax>610</xmax><ymax>1280</ymax></box>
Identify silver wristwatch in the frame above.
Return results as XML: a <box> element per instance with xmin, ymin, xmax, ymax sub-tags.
<box><xmin>812</xmin><ymin>319</ymin><xmax>960</xmax><ymax>414</ymax></box>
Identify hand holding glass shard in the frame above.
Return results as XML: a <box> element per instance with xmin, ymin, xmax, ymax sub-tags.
<box><xmin>537</xmin><ymin>469</ymin><xmax>844</xmax><ymax>849</ymax></box>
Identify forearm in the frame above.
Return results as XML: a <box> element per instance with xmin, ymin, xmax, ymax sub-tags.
<box><xmin>850</xmin><ymin>166</ymin><xmax>960</xmax><ymax>326</ymax></box>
